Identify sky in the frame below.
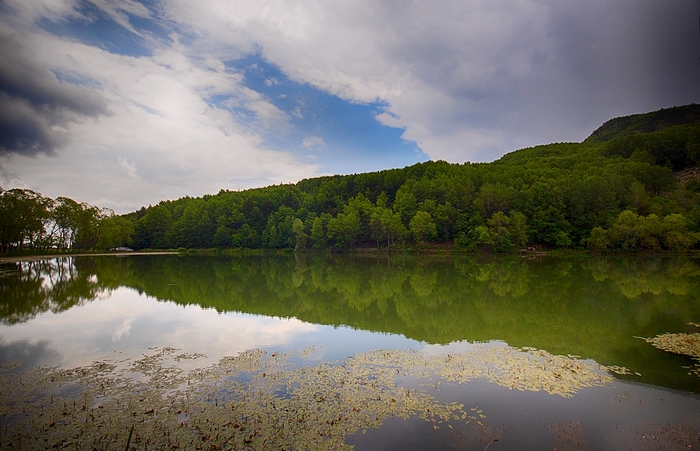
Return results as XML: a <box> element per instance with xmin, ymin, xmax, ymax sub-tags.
<box><xmin>0</xmin><ymin>0</ymin><xmax>699</xmax><ymax>213</ymax></box>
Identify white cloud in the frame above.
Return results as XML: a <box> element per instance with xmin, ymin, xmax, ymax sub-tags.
<box><xmin>1</xmin><ymin>0</ymin><xmax>82</xmax><ymax>25</ymax></box>
<box><xmin>0</xmin><ymin>2</ymin><xmax>321</xmax><ymax>212</ymax></box>
<box><xmin>164</xmin><ymin>0</ymin><xmax>700</xmax><ymax>162</ymax></box>
<box><xmin>2</xmin><ymin>0</ymin><xmax>699</xmax><ymax>210</ymax></box>
<box><xmin>302</xmin><ymin>136</ymin><xmax>325</xmax><ymax>149</ymax></box>
<box><xmin>290</xmin><ymin>106</ymin><xmax>303</xmax><ymax>119</ymax></box>
<box><xmin>118</xmin><ymin>155</ymin><xmax>138</xmax><ymax>178</ymax></box>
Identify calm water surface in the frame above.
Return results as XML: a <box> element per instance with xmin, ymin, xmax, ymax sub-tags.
<box><xmin>1</xmin><ymin>254</ymin><xmax>699</xmax><ymax>450</ymax></box>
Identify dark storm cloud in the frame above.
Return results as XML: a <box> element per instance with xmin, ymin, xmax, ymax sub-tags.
<box><xmin>0</xmin><ymin>31</ymin><xmax>109</xmax><ymax>156</ymax></box>
<box><xmin>405</xmin><ymin>0</ymin><xmax>700</xmax><ymax>153</ymax></box>
<box><xmin>515</xmin><ymin>0</ymin><xmax>700</xmax><ymax>139</ymax></box>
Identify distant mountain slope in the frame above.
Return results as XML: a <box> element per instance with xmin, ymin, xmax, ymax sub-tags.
<box><xmin>585</xmin><ymin>104</ymin><xmax>700</xmax><ymax>143</ymax></box>
<box><xmin>112</xmin><ymin>103</ymin><xmax>700</xmax><ymax>253</ymax></box>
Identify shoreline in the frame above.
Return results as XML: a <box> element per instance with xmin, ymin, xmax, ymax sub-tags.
<box><xmin>0</xmin><ymin>251</ymin><xmax>180</xmax><ymax>263</ymax></box>
<box><xmin>2</xmin><ymin>249</ymin><xmax>697</xmax><ymax>264</ymax></box>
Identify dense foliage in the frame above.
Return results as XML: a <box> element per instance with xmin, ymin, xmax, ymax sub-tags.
<box><xmin>0</xmin><ymin>189</ymin><xmax>133</xmax><ymax>253</ymax></box>
<box><xmin>122</xmin><ymin>105</ymin><xmax>700</xmax><ymax>252</ymax></box>
<box><xmin>3</xmin><ymin>104</ymin><xmax>700</xmax><ymax>253</ymax></box>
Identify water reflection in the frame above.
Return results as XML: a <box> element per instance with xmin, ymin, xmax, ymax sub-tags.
<box><xmin>1</xmin><ymin>342</ymin><xmax>698</xmax><ymax>451</ymax></box>
<box><xmin>0</xmin><ymin>257</ymin><xmax>104</xmax><ymax>325</ymax></box>
<box><xmin>0</xmin><ymin>339</ymin><xmax>61</xmax><ymax>371</ymax></box>
<box><xmin>1</xmin><ymin>254</ymin><xmax>700</xmax><ymax>393</ymax></box>
<box><xmin>0</xmin><ymin>286</ymin><xmax>321</xmax><ymax>369</ymax></box>
<box><xmin>2</xmin><ymin>254</ymin><xmax>700</xmax><ymax>450</ymax></box>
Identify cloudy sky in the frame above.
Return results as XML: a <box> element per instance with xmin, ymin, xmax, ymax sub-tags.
<box><xmin>1</xmin><ymin>0</ymin><xmax>699</xmax><ymax>213</ymax></box>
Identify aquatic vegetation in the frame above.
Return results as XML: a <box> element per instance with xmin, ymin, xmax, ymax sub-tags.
<box><xmin>546</xmin><ymin>420</ymin><xmax>591</xmax><ymax>451</ymax></box>
<box><xmin>432</xmin><ymin>346</ymin><xmax>613</xmax><ymax>397</ymax></box>
<box><xmin>0</xmin><ymin>344</ymin><xmax>619</xmax><ymax>450</ymax></box>
<box><xmin>640</xmin><ymin>324</ymin><xmax>700</xmax><ymax>378</ymax></box>
<box><xmin>0</xmin><ymin>347</ymin><xmax>467</xmax><ymax>450</ymax></box>
<box><xmin>636</xmin><ymin>422</ymin><xmax>700</xmax><ymax>451</ymax></box>
<box><xmin>641</xmin><ymin>332</ymin><xmax>700</xmax><ymax>358</ymax></box>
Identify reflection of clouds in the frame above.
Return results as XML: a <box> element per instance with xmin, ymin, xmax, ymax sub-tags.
<box><xmin>112</xmin><ymin>317</ymin><xmax>134</xmax><ymax>342</ymax></box>
<box><xmin>0</xmin><ymin>339</ymin><xmax>62</xmax><ymax>370</ymax></box>
<box><xmin>0</xmin><ymin>288</ymin><xmax>319</xmax><ymax>369</ymax></box>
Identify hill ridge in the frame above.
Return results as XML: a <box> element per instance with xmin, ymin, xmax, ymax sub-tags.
<box><xmin>585</xmin><ymin>104</ymin><xmax>700</xmax><ymax>143</ymax></box>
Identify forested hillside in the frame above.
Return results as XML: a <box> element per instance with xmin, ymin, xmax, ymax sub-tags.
<box><xmin>3</xmin><ymin>104</ymin><xmax>700</xmax><ymax>253</ymax></box>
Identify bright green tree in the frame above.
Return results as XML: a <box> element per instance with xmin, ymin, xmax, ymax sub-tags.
<box><xmin>663</xmin><ymin>213</ymin><xmax>700</xmax><ymax>251</ymax></box>
<box><xmin>292</xmin><ymin>218</ymin><xmax>308</xmax><ymax>251</ymax></box>
<box><xmin>327</xmin><ymin>211</ymin><xmax>361</xmax><ymax>250</ymax></box>
<box><xmin>409</xmin><ymin>211</ymin><xmax>436</xmax><ymax>246</ymax></box>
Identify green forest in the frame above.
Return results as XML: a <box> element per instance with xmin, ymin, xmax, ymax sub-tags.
<box><xmin>3</xmin><ymin>104</ymin><xmax>700</xmax><ymax>254</ymax></box>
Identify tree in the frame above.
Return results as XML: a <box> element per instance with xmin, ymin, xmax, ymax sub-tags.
<box><xmin>553</xmin><ymin>230</ymin><xmax>572</xmax><ymax>248</ymax></box>
<box><xmin>0</xmin><ymin>189</ymin><xmax>52</xmax><ymax>253</ymax></box>
<box><xmin>663</xmin><ymin>213</ymin><xmax>700</xmax><ymax>251</ymax></box>
<box><xmin>310</xmin><ymin>216</ymin><xmax>327</xmax><ymax>250</ymax></box>
<box><xmin>292</xmin><ymin>218</ymin><xmax>308</xmax><ymax>251</ymax></box>
<box><xmin>608</xmin><ymin>210</ymin><xmax>640</xmax><ymax>251</ymax></box>
<box><xmin>262</xmin><ymin>206</ymin><xmax>296</xmax><ymax>249</ymax></box>
<box><xmin>171</xmin><ymin>200</ymin><xmax>214</xmax><ymax>248</ymax></box>
<box><xmin>232</xmin><ymin>224</ymin><xmax>260</xmax><ymax>248</ymax></box>
<box><xmin>636</xmin><ymin>214</ymin><xmax>662</xmax><ymax>250</ymax></box>
<box><xmin>409</xmin><ymin>211</ymin><xmax>436</xmax><ymax>246</ymax></box>
<box><xmin>135</xmin><ymin>205</ymin><xmax>173</xmax><ymax>249</ymax></box>
<box><xmin>370</xmin><ymin>207</ymin><xmax>406</xmax><ymax>248</ymax></box>
<box><xmin>327</xmin><ymin>211</ymin><xmax>361</xmax><ymax>250</ymax></box>
<box><xmin>98</xmin><ymin>213</ymin><xmax>135</xmax><ymax>249</ymax></box>
<box><xmin>487</xmin><ymin>212</ymin><xmax>513</xmax><ymax>252</ymax></box>
<box><xmin>73</xmin><ymin>204</ymin><xmax>104</xmax><ymax>250</ymax></box>
<box><xmin>474</xmin><ymin>183</ymin><xmax>516</xmax><ymax>218</ymax></box>
<box><xmin>584</xmin><ymin>227</ymin><xmax>609</xmax><ymax>251</ymax></box>
<box><xmin>51</xmin><ymin>197</ymin><xmax>82</xmax><ymax>251</ymax></box>
<box><xmin>473</xmin><ymin>225</ymin><xmax>494</xmax><ymax>251</ymax></box>
<box><xmin>393</xmin><ymin>186</ymin><xmax>417</xmax><ymax>225</ymax></box>
<box><xmin>509</xmin><ymin>211</ymin><xmax>529</xmax><ymax>249</ymax></box>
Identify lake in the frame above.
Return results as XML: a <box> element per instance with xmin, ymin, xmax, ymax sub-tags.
<box><xmin>1</xmin><ymin>254</ymin><xmax>699</xmax><ymax>450</ymax></box>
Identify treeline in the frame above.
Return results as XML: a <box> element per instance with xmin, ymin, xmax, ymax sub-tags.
<box><xmin>124</xmin><ymin>106</ymin><xmax>700</xmax><ymax>252</ymax></box>
<box><xmin>0</xmin><ymin>189</ymin><xmax>133</xmax><ymax>253</ymax></box>
<box><xmin>3</xmin><ymin>105</ymin><xmax>700</xmax><ymax>254</ymax></box>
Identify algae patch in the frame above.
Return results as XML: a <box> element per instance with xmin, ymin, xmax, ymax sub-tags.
<box><xmin>0</xmin><ymin>345</ymin><xmax>615</xmax><ymax>450</ymax></box>
<box><xmin>640</xmin><ymin>323</ymin><xmax>700</xmax><ymax>377</ymax></box>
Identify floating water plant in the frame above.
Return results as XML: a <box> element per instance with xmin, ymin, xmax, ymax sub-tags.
<box><xmin>640</xmin><ymin>325</ymin><xmax>700</xmax><ymax>378</ymax></box>
<box><xmin>0</xmin><ymin>345</ymin><xmax>617</xmax><ymax>450</ymax></box>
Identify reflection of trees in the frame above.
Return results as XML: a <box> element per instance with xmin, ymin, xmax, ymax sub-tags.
<box><xmin>2</xmin><ymin>254</ymin><xmax>700</xmax><ymax>391</ymax></box>
<box><xmin>581</xmin><ymin>257</ymin><xmax>700</xmax><ymax>299</ymax></box>
<box><xmin>0</xmin><ymin>258</ymin><xmax>104</xmax><ymax>325</ymax></box>
<box><xmin>4</xmin><ymin>255</ymin><xmax>700</xmax><ymax>343</ymax></box>
<box><xmin>111</xmin><ymin>254</ymin><xmax>700</xmax><ymax>392</ymax></box>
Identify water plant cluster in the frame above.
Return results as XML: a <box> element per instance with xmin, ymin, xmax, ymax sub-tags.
<box><xmin>0</xmin><ymin>345</ymin><xmax>618</xmax><ymax>450</ymax></box>
<box><xmin>641</xmin><ymin>322</ymin><xmax>700</xmax><ymax>377</ymax></box>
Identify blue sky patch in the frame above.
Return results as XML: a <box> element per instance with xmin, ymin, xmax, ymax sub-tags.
<box><xmin>37</xmin><ymin>1</ymin><xmax>158</xmax><ymax>58</ymax></box>
<box><xmin>227</xmin><ymin>54</ymin><xmax>427</xmax><ymax>175</ymax></box>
